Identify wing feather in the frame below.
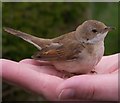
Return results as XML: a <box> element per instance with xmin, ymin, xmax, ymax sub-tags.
<box><xmin>32</xmin><ymin>40</ymin><xmax>85</xmax><ymax>61</ymax></box>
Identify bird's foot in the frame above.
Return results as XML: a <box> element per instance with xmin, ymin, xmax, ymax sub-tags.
<box><xmin>61</xmin><ymin>70</ymin><xmax>75</xmax><ymax>78</ymax></box>
<box><xmin>90</xmin><ymin>70</ymin><xmax>97</xmax><ymax>74</ymax></box>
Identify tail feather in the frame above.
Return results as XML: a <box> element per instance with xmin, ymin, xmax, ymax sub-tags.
<box><xmin>3</xmin><ymin>27</ymin><xmax>51</xmax><ymax>50</ymax></box>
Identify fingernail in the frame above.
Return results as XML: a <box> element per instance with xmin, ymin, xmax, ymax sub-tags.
<box><xmin>58</xmin><ymin>88</ymin><xmax>75</xmax><ymax>100</ymax></box>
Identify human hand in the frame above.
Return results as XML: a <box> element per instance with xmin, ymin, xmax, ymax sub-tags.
<box><xmin>0</xmin><ymin>53</ymin><xmax>119</xmax><ymax>101</ymax></box>
<box><xmin>1</xmin><ymin>59</ymin><xmax>64</xmax><ymax>100</ymax></box>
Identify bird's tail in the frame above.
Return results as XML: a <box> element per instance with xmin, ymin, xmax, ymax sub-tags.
<box><xmin>3</xmin><ymin>27</ymin><xmax>52</xmax><ymax>50</ymax></box>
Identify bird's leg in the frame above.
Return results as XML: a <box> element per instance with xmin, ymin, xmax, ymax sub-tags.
<box><xmin>90</xmin><ymin>68</ymin><xmax>97</xmax><ymax>74</ymax></box>
<box><xmin>60</xmin><ymin>70</ymin><xmax>75</xmax><ymax>78</ymax></box>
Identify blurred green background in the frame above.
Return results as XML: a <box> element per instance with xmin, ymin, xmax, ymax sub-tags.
<box><xmin>2</xmin><ymin>2</ymin><xmax>119</xmax><ymax>101</ymax></box>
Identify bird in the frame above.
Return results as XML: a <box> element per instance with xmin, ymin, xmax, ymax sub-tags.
<box><xmin>4</xmin><ymin>20</ymin><xmax>114</xmax><ymax>75</ymax></box>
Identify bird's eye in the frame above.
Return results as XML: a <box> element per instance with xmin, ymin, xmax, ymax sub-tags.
<box><xmin>92</xmin><ymin>29</ymin><xmax>97</xmax><ymax>33</ymax></box>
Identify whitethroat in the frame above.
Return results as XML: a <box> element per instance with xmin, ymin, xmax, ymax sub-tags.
<box><xmin>4</xmin><ymin>20</ymin><xmax>114</xmax><ymax>75</ymax></box>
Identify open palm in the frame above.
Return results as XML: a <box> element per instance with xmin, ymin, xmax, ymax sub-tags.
<box><xmin>1</xmin><ymin>53</ymin><xmax>119</xmax><ymax>101</ymax></box>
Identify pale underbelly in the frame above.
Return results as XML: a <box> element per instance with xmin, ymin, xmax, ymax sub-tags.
<box><xmin>52</xmin><ymin>55</ymin><xmax>98</xmax><ymax>73</ymax></box>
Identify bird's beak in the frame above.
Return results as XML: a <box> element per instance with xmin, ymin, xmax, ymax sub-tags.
<box><xmin>104</xmin><ymin>26</ymin><xmax>115</xmax><ymax>31</ymax></box>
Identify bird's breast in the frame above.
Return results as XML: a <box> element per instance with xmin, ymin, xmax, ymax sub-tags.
<box><xmin>81</xmin><ymin>41</ymin><xmax>104</xmax><ymax>67</ymax></box>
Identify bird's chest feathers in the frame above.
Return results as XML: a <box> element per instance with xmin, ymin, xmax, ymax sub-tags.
<box><xmin>80</xmin><ymin>42</ymin><xmax>104</xmax><ymax>65</ymax></box>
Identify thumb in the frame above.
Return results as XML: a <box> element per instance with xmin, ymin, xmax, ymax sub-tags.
<box><xmin>56</xmin><ymin>74</ymin><xmax>118</xmax><ymax>101</ymax></box>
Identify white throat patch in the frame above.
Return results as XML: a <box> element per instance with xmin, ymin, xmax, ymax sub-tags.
<box><xmin>87</xmin><ymin>32</ymin><xmax>108</xmax><ymax>44</ymax></box>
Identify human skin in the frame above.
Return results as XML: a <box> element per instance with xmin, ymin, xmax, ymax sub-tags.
<box><xmin>0</xmin><ymin>53</ymin><xmax>119</xmax><ymax>101</ymax></box>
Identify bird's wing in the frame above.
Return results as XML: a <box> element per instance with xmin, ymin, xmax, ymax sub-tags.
<box><xmin>32</xmin><ymin>41</ymin><xmax>85</xmax><ymax>61</ymax></box>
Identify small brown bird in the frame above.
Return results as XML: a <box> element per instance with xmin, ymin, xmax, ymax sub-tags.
<box><xmin>4</xmin><ymin>20</ymin><xmax>113</xmax><ymax>74</ymax></box>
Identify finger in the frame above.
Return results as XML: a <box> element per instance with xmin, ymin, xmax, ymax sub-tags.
<box><xmin>19</xmin><ymin>63</ymin><xmax>63</xmax><ymax>77</ymax></box>
<box><xmin>95</xmin><ymin>53</ymin><xmax>119</xmax><ymax>73</ymax></box>
<box><xmin>19</xmin><ymin>59</ymin><xmax>63</xmax><ymax>77</ymax></box>
<box><xmin>20</xmin><ymin>62</ymin><xmax>63</xmax><ymax>77</ymax></box>
<box><xmin>57</xmin><ymin>74</ymin><xmax>118</xmax><ymax>101</ymax></box>
<box><xmin>19</xmin><ymin>59</ymin><xmax>53</xmax><ymax>66</ymax></box>
<box><xmin>19</xmin><ymin>59</ymin><xmax>65</xmax><ymax>77</ymax></box>
<box><xmin>1</xmin><ymin>59</ymin><xmax>64</xmax><ymax>100</ymax></box>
